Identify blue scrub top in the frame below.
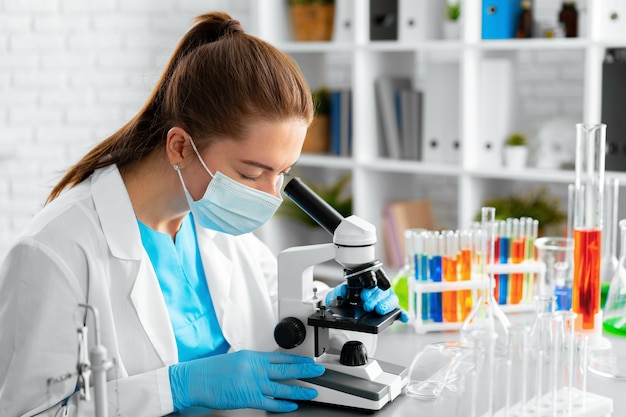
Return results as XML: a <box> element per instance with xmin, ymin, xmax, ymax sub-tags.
<box><xmin>138</xmin><ymin>214</ymin><xmax>230</xmax><ymax>362</ymax></box>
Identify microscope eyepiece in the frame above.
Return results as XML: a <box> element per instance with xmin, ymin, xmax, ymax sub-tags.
<box><xmin>283</xmin><ymin>177</ymin><xmax>344</xmax><ymax>236</ymax></box>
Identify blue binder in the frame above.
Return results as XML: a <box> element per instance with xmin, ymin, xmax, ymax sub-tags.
<box><xmin>482</xmin><ymin>0</ymin><xmax>521</xmax><ymax>40</ymax></box>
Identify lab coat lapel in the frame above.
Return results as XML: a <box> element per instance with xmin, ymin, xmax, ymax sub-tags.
<box><xmin>130</xmin><ymin>254</ymin><xmax>178</xmax><ymax>366</ymax></box>
<box><xmin>92</xmin><ymin>165</ymin><xmax>178</xmax><ymax>365</ymax></box>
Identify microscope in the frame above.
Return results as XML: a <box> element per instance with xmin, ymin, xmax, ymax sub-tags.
<box><xmin>273</xmin><ymin>177</ymin><xmax>408</xmax><ymax>411</ymax></box>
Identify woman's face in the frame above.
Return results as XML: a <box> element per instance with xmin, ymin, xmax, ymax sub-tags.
<box><xmin>186</xmin><ymin>118</ymin><xmax>308</xmax><ymax>201</ymax></box>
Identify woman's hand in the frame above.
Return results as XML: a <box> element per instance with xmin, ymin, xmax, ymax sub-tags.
<box><xmin>325</xmin><ymin>284</ymin><xmax>409</xmax><ymax>323</ymax></box>
<box><xmin>169</xmin><ymin>350</ymin><xmax>325</xmax><ymax>412</ymax></box>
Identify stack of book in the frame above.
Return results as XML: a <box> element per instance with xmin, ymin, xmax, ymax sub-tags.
<box><xmin>374</xmin><ymin>76</ymin><xmax>423</xmax><ymax>161</ymax></box>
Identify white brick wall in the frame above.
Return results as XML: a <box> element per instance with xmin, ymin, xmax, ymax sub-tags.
<box><xmin>0</xmin><ymin>0</ymin><xmax>586</xmax><ymax>261</ymax></box>
<box><xmin>0</xmin><ymin>0</ymin><xmax>251</xmax><ymax>261</ymax></box>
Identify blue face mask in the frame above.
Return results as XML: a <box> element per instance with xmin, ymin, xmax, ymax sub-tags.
<box><xmin>174</xmin><ymin>136</ymin><xmax>283</xmax><ymax>235</ymax></box>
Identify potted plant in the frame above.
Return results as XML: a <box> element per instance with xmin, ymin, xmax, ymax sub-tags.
<box><xmin>473</xmin><ymin>186</ymin><xmax>567</xmax><ymax>236</ymax></box>
<box><xmin>503</xmin><ymin>132</ymin><xmax>529</xmax><ymax>169</ymax></box>
<box><xmin>443</xmin><ymin>1</ymin><xmax>461</xmax><ymax>39</ymax></box>
<box><xmin>276</xmin><ymin>172</ymin><xmax>352</xmax><ymax>228</ymax></box>
<box><xmin>302</xmin><ymin>86</ymin><xmax>331</xmax><ymax>153</ymax></box>
<box><xmin>288</xmin><ymin>0</ymin><xmax>336</xmax><ymax>42</ymax></box>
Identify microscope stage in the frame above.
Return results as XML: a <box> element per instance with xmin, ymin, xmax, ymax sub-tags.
<box><xmin>308</xmin><ymin>306</ymin><xmax>401</xmax><ymax>334</ymax></box>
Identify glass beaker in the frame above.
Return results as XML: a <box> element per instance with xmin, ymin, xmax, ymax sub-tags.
<box><xmin>603</xmin><ymin>219</ymin><xmax>626</xmax><ymax>337</ymax></box>
<box><xmin>460</xmin><ymin>207</ymin><xmax>510</xmax><ymax>351</ymax></box>
<box><xmin>572</xmin><ymin>123</ymin><xmax>605</xmax><ymax>333</ymax></box>
<box><xmin>534</xmin><ymin>237</ymin><xmax>574</xmax><ymax>310</ymax></box>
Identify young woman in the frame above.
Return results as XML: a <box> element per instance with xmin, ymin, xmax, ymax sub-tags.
<box><xmin>0</xmin><ymin>11</ymin><xmax>404</xmax><ymax>417</ymax></box>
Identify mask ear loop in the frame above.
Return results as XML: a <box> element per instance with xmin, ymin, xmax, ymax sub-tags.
<box><xmin>187</xmin><ymin>136</ymin><xmax>215</xmax><ymax>178</ymax></box>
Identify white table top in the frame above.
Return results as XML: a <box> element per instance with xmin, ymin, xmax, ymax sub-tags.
<box><xmin>180</xmin><ymin>318</ymin><xmax>626</xmax><ymax>417</ymax></box>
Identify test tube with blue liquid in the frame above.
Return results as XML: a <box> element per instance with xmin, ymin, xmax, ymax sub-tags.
<box><xmin>413</xmin><ymin>230</ymin><xmax>430</xmax><ymax>321</ymax></box>
<box><xmin>428</xmin><ymin>231</ymin><xmax>443</xmax><ymax>323</ymax></box>
<box><xmin>498</xmin><ymin>218</ymin><xmax>512</xmax><ymax>304</ymax></box>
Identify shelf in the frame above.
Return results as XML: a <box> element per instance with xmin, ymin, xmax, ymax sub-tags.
<box><xmin>466</xmin><ymin>167</ymin><xmax>576</xmax><ymax>183</ymax></box>
<box><xmin>257</xmin><ymin>0</ymin><xmax>623</xmax><ymax>255</ymax></box>
<box><xmin>275</xmin><ymin>41</ymin><xmax>356</xmax><ymax>53</ymax></box>
<box><xmin>476</xmin><ymin>37</ymin><xmax>590</xmax><ymax>50</ymax></box>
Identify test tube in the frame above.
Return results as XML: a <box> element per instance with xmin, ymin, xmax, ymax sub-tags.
<box><xmin>499</xmin><ymin>219</ymin><xmax>512</xmax><ymax>305</ymax></box>
<box><xmin>494</xmin><ymin>221</ymin><xmax>503</xmax><ymax>303</ymax></box>
<box><xmin>413</xmin><ymin>231</ymin><xmax>430</xmax><ymax>321</ymax></box>
<box><xmin>459</xmin><ymin>230</ymin><xmax>473</xmax><ymax>320</ymax></box>
<box><xmin>405</xmin><ymin>229</ymin><xmax>417</xmax><ymax>320</ymax></box>
<box><xmin>428</xmin><ymin>231</ymin><xmax>443</xmax><ymax>323</ymax></box>
<box><xmin>510</xmin><ymin>218</ymin><xmax>525</xmax><ymax>304</ymax></box>
<box><xmin>523</xmin><ymin>219</ymin><xmax>538</xmax><ymax>303</ymax></box>
<box><xmin>443</xmin><ymin>230</ymin><xmax>459</xmax><ymax>323</ymax></box>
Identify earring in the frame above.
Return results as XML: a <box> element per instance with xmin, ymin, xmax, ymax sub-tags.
<box><xmin>173</xmin><ymin>164</ymin><xmax>180</xmax><ymax>171</ymax></box>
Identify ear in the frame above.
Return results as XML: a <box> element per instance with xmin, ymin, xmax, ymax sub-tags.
<box><xmin>166</xmin><ymin>127</ymin><xmax>190</xmax><ymax>168</ymax></box>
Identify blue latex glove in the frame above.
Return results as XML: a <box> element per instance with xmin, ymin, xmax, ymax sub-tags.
<box><xmin>325</xmin><ymin>284</ymin><xmax>409</xmax><ymax>323</ymax></box>
<box><xmin>169</xmin><ymin>350</ymin><xmax>325</xmax><ymax>412</ymax></box>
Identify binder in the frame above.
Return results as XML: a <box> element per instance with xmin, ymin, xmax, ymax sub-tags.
<box><xmin>339</xmin><ymin>89</ymin><xmax>352</xmax><ymax>157</ymax></box>
<box><xmin>482</xmin><ymin>0</ymin><xmax>521</xmax><ymax>39</ymax></box>
<box><xmin>375</xmin><ymin>76</ymin><xmax>412</xmax><ymax>159</ymax></box>
<box><xmin>333</xmin><ymin>0</ymin><xmax>354</xmax><ymax>42</ymax></box>
<box><xmin>421</xmin><ymin>63</ymin><xmax>460</xmax><ymax>164</ymax></box>
<box><xmin>602</xmin><ymin>49</ymin><xmax>626</xmax><ymax>171</ymax></box>
<box><xmin>478</xmin><ymin>59</ymin><xmax>513</xmax><ymax>168</ymax></box>
<box><xmin>399</xmin><ymin>89</ymin><xmax>423</xmax><ymax>161</ymax></box>
<box><xmin>595</xmin><ymin>0</ymin><xmax>626</xmax><ymax>41</ymax></box>
<box><xmin>398</xmin><ymin>0</ymin><xmax>443</xmax><ymax>41</ymax></box>
<box><xmin>370</xmin><ymin>0</ymin><xmax>399</xmax><ymax>41</ymax></box>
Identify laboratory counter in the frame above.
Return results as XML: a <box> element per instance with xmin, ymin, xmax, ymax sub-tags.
<box><xmin>179</xmin><ymin>320</ymin><xmax>626</xmax><ymax>417</ymax></box>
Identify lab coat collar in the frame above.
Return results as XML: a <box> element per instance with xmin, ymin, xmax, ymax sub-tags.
<box><xmin>91</xmin><ymin>165</ymin><xmax>143</xmax><ymax>260</ymax></box>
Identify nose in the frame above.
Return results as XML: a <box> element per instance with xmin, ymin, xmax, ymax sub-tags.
<box><xmin>270</xmin><ymin>173</ymin><xmax>284</xmax><ymax>198</ymax></box>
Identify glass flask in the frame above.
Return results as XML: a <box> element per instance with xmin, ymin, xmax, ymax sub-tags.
<box><xmin>529</xmin><ymin>295</ymin><xmax>557</xmax><ymax>354</ymax></box>
<box><xmin>603</xmin><ymin>219</ymin><xmax>626</xmax><ymax>337</ymax></box>
<box><xmin>460</xmin><ymin>207</ymin><xmax>510</xmax><ymax>351</ymax></box>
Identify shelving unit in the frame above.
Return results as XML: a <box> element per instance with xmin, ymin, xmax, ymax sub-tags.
<box><xmin>252</xmin><ymin>0</ymin><xmax>626</xmax><ymax>266</ymax></box>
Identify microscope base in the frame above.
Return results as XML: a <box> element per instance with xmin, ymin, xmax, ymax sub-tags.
<box><xmin>294</xmin><ymin>357</ymin><xmax>408</xmax><ymax>411</ymax></box>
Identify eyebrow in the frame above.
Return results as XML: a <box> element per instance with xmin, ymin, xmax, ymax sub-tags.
<box><xmin>241</xmin><ymin>159</ymin><xmax>298</xmax><ymax>172</ymax></box>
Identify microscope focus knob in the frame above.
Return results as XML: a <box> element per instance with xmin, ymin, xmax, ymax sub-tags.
<box><xmin>339</xmin><ymin>340</ymin><xmax>368</xmax><ymax>366</ymax></box>
<box><xmin>274</xmin><ymin>317</ymin><xmax>306</xmax><ymax>349</ymax></box>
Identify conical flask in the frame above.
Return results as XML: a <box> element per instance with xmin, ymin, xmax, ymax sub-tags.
<box><xmin>460</xmin><ymin>207</ymin><xmax>510</xmax><ymax>350</ymax></box>
<box><xmin>603</xmin><ymin>219</ymin><xmax>626</xmax><ymax>337</ymax></box>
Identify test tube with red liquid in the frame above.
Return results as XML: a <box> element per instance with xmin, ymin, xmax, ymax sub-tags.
<box><xmin>573</xmin><ymin>123</ymin><xmax>606</xmax><ymax>332</ymax></box>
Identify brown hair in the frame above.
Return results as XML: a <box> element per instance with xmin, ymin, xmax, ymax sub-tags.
<box><xmin>47</xmin><ymin>11</ymin><xmax>313</xmax><ymax>202</ymax></box>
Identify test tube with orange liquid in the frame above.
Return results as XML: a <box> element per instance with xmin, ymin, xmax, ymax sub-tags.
<box><xmin>458</xmin><ymin>230</ymin><xmax>473</xmax><ymax>320</ymax></box>
<box><xmin>510</xmin><ymin>218</ymin><xmax>525</xmax><ymax>304</ymax></box>
<box><xmin>442</xmin><ymin>230</ymin><xmax>458</xmax><ymax>323</ymax></box>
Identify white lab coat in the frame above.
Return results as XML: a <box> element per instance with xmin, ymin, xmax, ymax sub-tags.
<box><xmin>0</xmin><ymin>165</ymin><xmax>280</xmax><ymax>417</ymax></box>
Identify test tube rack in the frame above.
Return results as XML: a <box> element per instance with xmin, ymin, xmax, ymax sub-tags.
<box><xmin>489</xmin><ymin>387</ymin><xmax>613</xmax><ymax>417</ymax></box>
<box><xmin>410</xmin><ymin>261</ymin><xmax>546</xmax><ymax>334</ymax></box>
